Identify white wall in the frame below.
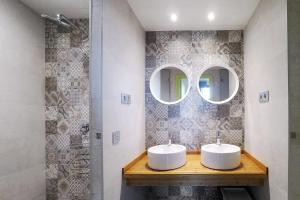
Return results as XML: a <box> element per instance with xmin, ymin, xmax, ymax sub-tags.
<box><xmin>102</xmin><ymin>0</ymin><xmax>146</xmax><ymax>199</ymax></box>
<box><xmin>0</xmin><ymin>0</ymin><xmax>45</xmax><ymax>199</ymax></box>
<box><xmin>244</xmin><ymin>0</ymin><xmax>288</xmax><ymax>199</ymax></box>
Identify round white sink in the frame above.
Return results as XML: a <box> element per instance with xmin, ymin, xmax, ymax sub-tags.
<box><xmin>201</xmin><ymin>144</ymin><xmax>241</xmax><ymax>170</ymax></box>
<box><xmin>147</xmin><ymin>144</ymin><xmax>186</xmax><ymax>170</ymax></box>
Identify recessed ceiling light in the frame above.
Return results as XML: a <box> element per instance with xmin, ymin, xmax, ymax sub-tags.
<box><xmin>208</xmin><ymin>12</ymin><xmax>215</xmax><ymax>21</ymax></box>
<box><xmin>170</xmin><ymin>13</ymin><xmax>178</xmax><ymax>22</ymax></box>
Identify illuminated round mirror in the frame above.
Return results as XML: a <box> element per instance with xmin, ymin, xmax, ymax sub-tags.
<box><xmin>197</xmin><ymin>65</ymin><xmax>239</xmax><ymax>104</ymax></box>
<box><xmin>150</xmin><ymin>64</ymin><xmax>190</xmax><ymax>105</ymax></box>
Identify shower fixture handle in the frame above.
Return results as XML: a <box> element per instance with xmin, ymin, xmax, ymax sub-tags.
<box><xmin>216</xmin><ymin>130</ymin><xmax>221</xmax><ymax>145</ymax></box>
<box><xmin>96</xmin><ymin>132</ymin><xmax>102</xmax><ymax>140</ymax></box>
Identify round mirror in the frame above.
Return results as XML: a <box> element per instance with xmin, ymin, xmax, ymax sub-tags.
<box><xmin>150</xmin><ymin>64</ymin><xmax>190</xmax><ymax>105</ymax></box>
<box><xmin>197</xmin><ymin>65</ymin><xmax>239</xmax><ymax>104</ymax></box>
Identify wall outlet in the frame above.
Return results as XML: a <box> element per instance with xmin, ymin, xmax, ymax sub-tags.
<box><xmin>112</xmin><ymin>131</ymin><xmax>120</xmax><ymax>145</ymax></box>
<box><xmin>121</xmin><ymin>93</ymin><xmax>131</xmax><ymax>105</ymax></box>
<box><xmin>259</xmin><ymin>91</ymin><xmax>269</xmax><ymax>103</ymax></box>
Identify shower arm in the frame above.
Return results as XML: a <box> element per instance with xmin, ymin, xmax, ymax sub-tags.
<box><xmin>41</xmin><ymin>14</ymin><xmax>71</xmax><ymax>28</ymax></box>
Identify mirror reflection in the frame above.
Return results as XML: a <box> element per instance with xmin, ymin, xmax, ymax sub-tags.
<box><xmin>198</xmin><ymin>66</ymin><xmax>238</xmax><ymax>103</ymax></box>
<box><xmin>150</xmin><ymin>66</ymin><xmax>189</xmax><ymax>104</ymax></box>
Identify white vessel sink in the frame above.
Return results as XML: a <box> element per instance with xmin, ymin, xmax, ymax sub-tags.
<box><xmin>147</xmin><ymin>144</ymin><xmax>186</xmax><ymax>170</ymax></box>
<box><xmin>201</xmin><ymin>144</ymin><xmax>241</xmax><ymax>170</ymax></box>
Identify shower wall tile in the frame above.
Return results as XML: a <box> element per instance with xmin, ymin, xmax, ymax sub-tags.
<box><xmin>145</xmin><ymin>31</ymin><xmax>244</xmax><ymax>199</ymax></box>
<box><xmin>45</xmin><ymin>19</ymin><xmax>89</xmax><ymax>200</ymax></box>
<box><xmin>46</xmin><ymin>48</ymin><xmax>58</xmax><ymax>62</ymax></box>
<box><xmin>146</xmin><ymin>186</ymin><xmax>222</xmax><ymax>200</ymax></box>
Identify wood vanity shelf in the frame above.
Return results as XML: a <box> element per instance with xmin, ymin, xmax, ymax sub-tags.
<box><xmin>122</xmin><ymin>151</ymin><xmax>268</xmax><ymax>186</ymax></box>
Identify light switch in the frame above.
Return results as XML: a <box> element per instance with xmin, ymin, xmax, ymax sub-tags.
<box><xmin>112</xmin><ymin>131</ymin><xmax>120</xmax><ymax>145</ymax></box>
<box><xmin>259</xmin><ymin>91</ymin><xmax>269</xmax><ymax>103</ymax></box>
<box><xmin>121</xmin><ymin>93</ymin><xmax>131</xmax><ymax>105</ymax></box>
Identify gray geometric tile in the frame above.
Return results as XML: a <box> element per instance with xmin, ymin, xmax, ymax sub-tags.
<box><xmin>217</xmin><ymin>43</ymin><xmax>231</xmax><ymax>54</ymax></box>
<box><xmin>57</xmin><ymin>150</ymin><xmax>70</xmax><ymax>165</ymax></box>
<box><xmin>152</xmin><ymin>186</ymin><xmax>168</xmax><ymax>197</ymax></box>
<box><xmin>181</xmin><ymin>186</ymin><xmax>193</xmax><ymax>197</ymax></box>
<box><xmin>58</xmin><ymin>178</ymin><xmax>70</xmax><ymax>195</ymax></box>
<box><xmin>180</xmin><ymin>131</ymin><xmax>193</xmax><ymax>145</ymax></box>
<box><xmin>146</xmin><ymin>55</ymin><xmax>156</xmax><ymax>68</ymax></box>
<box><xmin>230</xmin><ymin>104</ymin><xmax>243</xmax><ymax>117</ymax></box>
<box><xmin>216</xmin><ymin>31</ymin><xmax>229</xmax><ymax>43</ymax></box>
<box><xmin>46</xmin><ymin>120</ymin><xmax>58</xmax><ymax>135</ymax></box>
<box><xmin>229</xmin><ymin>42</ymin><xmax>241</xmax><ymax>54</ymax></box>
<box><xmin>70</xmin><ymin>135</ymin><xmax>82</xmax><ymax>148</ymax></box>
<box><xmin>169</xmin><ymin>186</ymin><xmax>180</xmax><ymax>196</ymax></box>
<box><xmin>46</xmin><ymin>48</ymin><xmax>57</xmax><ymax>62</ymax></box>
<box><xmin>46</xmin><ymin>135</ymin><xmax>58</xmax><ymax>150</ymax></box>
<box><xmin>153</xmin><ymin>131</ymin><xmax>169</xmax><ymax>145</ymax></box>
<box><xmin>47</xmin><ymin>164</ymin><xmax>58</xmax><ymax>179</ymax></box>
<box><xmin>46</xmin><ymin>77</ymin><xmax>57</xmax><ymax>93</ymax></box>
<box><xmin>57</xmin><ymin>119</ymin><xmax>70</xmax><ymax>135</ymax></box>
<box><xmin>229</xmin><ymin>31</ymin><xmax>242</xmax><ymax>42</ymax></box>
<box><xmin>168</xmin><ymin>105</ymin><xmax>180</xmax><ymax>118</ymax></box>
<box><xmin>157</xmin><ymin>31</ymin><xmax>170</xmax><ymax>43</ymax></box>
<box><xmin>57</xmin><ymin>62</ymin><xmax>71</xmax><ymax>78</ymax></box>
<box><xmin>57</xmin><ymin>33</ymin><xmax>71</xmax><ymax>49</ymax></box>
<box><xmin>224</xmin><ymin>130</ymin><xmax>243</xmax><ymax>147</ymax></box>
<box><xmin>57</xmin><ymin>48</ymin><xmax>71</xmax><ymax>63</ymax></box>
<box><xmin>46</xmin><ymin>106</ymin><xmax>58</xmax><ymax>120</ymax></box>
<box><xmin>217</xmin><ymin>104</ymin><xmax>230</xmax><ymax>118</ymax></box>
<box><xmin>169</xmin><ymin>131</ymin><xmax>180</xmax><ymax>144</ymax></box>
<box><xmin>156</xmin><ymin>53</ymin><xmax>169</xmax><ymax>66</ymax></box>
<box><xmin>156</xmin><ymin>118</ymin><xmax>168</xmax><ymax>131</ymax></box>
<box><xmin>47</xmin><ymin>179</ymin><xmax>58</xmax><ymax>194</ymax></box>
<box><xmin>145</xmin><ymin>81</ymin><xmax>151</xmax><ymax>94</ymax></box>
<box><xmin>179</xmin><ymin>118</ymin><xmax>194</xmax><ymax>131</ymax></box>
<box><xmin>145</xmin><ymin>68</ymin><xmax>155</xmax><ymax>81</ymax></box>
<box><xmin>47</xmin><ymin>150</ymin><xmax>58</xmax><ymax>165</ymax></box>
<box><xmin>146</xmin><ymin>32</ymin><xmax>156</xmax><ymax>43</ymax></box>
<box><xmin>46</xmin><ymin>32</ymin><xmax>58</xmax><ymax>49</ymax></box>
<box><xmin>229</xmin><ymin>117</ymin><xmax>243</xmax><ymax>130</ymax></box>
<box><xmin>56</xmin><ymin>134</ymin><xmax>70</xmax><ymax>150</ymax></box>
<box><xmin>146</xmin><ymin>43</ymin><xmax>158</xmax><ymax>57</ymax></box>
<box><xmin>69</xmin><ymin>61</ymin><xmax>84</xmax><ymax>78</ymax></box>
<box><xmin>58</xmin><ymin>164</ymin><xmax>70</xmax><ymax>179</ymax></box>
<box><xmin>155</xmin><ymin>104</ymin><xmax>168</xmax><ymax>118</ymax></box>
<box><xmin>47</xmin><ymin>193</ymin><xmax>58</xmax><ymax>200</ymax></box>
<box><xmin>46</xmin><ymin>62</ymin><xmax>58</xmax><ymax>77</ymax></box>
<box><xmin>218</xmin><ymin>118</ymin><xmax>230</xmax><ymax>130</ymax></box>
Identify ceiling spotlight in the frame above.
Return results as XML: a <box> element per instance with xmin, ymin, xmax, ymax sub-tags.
<box><xmin>208</xmin><ymin>12</ymin><xmax>215</xmax><ymax>21</ymax></box>
<box><xmin>170</xmin><ymin>13</ymin><xmax>178</xmax><ymax>22</ymax></box>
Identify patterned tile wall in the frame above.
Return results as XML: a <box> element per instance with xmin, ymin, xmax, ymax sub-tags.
<box><xmin>145</xmin><ymin>31</ymin><xmax>244</xmax><ymax>150</ymax></box>
<box><xmin>146</xmin><ymin>186</ymin><xmax>222</xmax><ymax>200</ymax></box>
<box><xmin>145</xmin><ymin>31</ymin><xmax>244</xmax><ymax>199</ymax></box>
<box><xmin>45</xmin><ymin>19</ymin><xmax>90</xmax><ymax>200</ymax></box>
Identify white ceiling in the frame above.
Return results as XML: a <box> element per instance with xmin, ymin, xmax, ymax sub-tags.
<box><xmin>20</xmin><ymin>0</ymin><xmax>89</xmax><ymax>18</ymax></box>
<box><xmin>127</xmin><ymin>0</ymin><xmax>260</xmax><ymax>31</ymax></box>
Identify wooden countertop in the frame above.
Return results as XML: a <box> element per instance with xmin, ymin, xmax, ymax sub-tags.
<box><xmin>123</xmin><ymin>151</ymin><xmax>267</xmax><ymax>186</ymax></box>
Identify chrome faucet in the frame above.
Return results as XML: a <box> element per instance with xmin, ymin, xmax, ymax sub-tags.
<box><xmin>216</xmin><ymin>130</ymin><xmax>221</xmax><ymax>145</ymax></box>
<box><xmin>168</xmin><ymin>139</ymin><xmax>172</xmax><ymax>146</ymax></box>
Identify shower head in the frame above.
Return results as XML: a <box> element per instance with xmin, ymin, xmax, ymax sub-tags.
<box><xmin>41</xmin><ymin>14</ymin><xmax>71</xmax><ymax>28</ymax></box>
<box><xmin>41</xmin><ymin>13</ymin><xmax>89</xmax><ymax>41</ymax></box>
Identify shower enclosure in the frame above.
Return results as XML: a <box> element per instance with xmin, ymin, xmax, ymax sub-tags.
<box><xmin>0</xmin><ymin>0</ymin><xmax>103</xmax><ymax>199</ymax></box>
<box><xmin>44</xmin><ymin>0</ymin><xmax>103</xmax><ymax>199</ymax></box>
